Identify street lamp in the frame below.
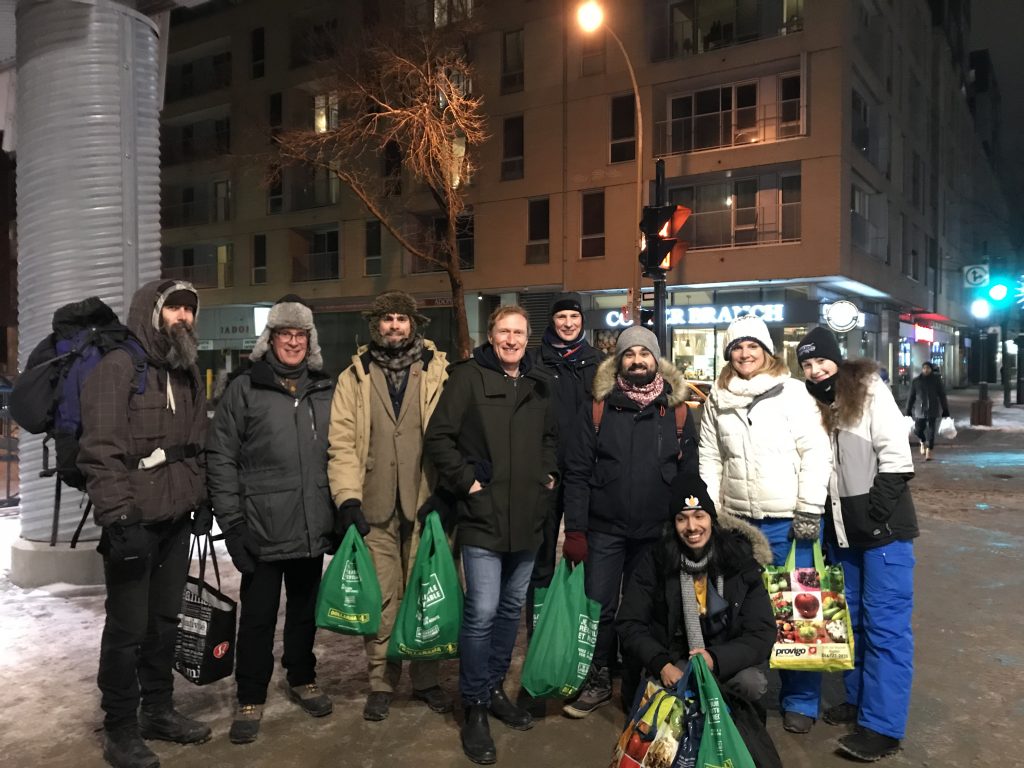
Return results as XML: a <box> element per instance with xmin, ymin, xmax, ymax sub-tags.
<box><xmin>577</xmin><ymin>0</ymin><xmax>644</xmax><ymax>324</ymax></box>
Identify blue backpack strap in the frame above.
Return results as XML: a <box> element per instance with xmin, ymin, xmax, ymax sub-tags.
<box><xmin>121</xmin><ymin>337</ymin><xmax>148</xmax><ymax>395</ymax></box>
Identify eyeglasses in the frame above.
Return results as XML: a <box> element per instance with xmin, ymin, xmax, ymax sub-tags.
<box><xmin>273</xmin><ymin>330</ymin><xmax>309</xmax><ymax>343</ymax></box>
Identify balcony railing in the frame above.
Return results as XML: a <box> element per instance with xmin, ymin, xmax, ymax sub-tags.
<box><xmin>681</xmin><ymin>203</ymin><xmax>801</xmax><ymax>250</ymax></box>
<box><xmin>162</xmin><ymin>262</ymin><xmax>233</xmax><ymax>290</ymax></box>
<box><xmin>162</xmin><ymin>131</ymin><xmax>231</xmax><ymax>165</ymax></box>
<box><xmin>654</xmin><ymin>101</ymin><xmax>805</xmax><ymax>157</ymax></box>
<box><xmin>161</xmin><ymin>198</ymin><xmax>231</xmax><ymax>228</ymax></box>
<box><xmin>165</xmin><ymin>57</ymin><xmax>232</xmax><ymax>102</ymax></box>
<box><xmin>650</xmin><ymin>2</ymin><xmax>804</xmax><ymax>62</ymax></box>
<box><xmin>289</xmin><ymin>181</ymin><xmax>338</xmax><ymax>211</ymax></box>
<box><xmin>850</xmin><ymin>213</ymin><xmax>886</xmax><ymax>259</ymax></box>
<box><xmin>292</xmin><ymin>250</ymin><xmax>339</xmax><ymax>282</ymax></box>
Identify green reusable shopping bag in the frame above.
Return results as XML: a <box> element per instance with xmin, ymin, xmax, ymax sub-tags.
<box><xmin>387</xmin><ymin>511</ymin><xmax>463</xmax><ymax>660</ymax></box>
<box><xmin>692</xmin><ymin>654</ymin><xmax>757</xmax><ymax>768</ymax></box>
<box><xmin>521</xmin><ymin>560</ymin><xmax>600</xmax><ymax>698</ymax></box>
<box><xmin>315</xmin><ymin>525</ymin><xmax>382</xmax><ymax>635</ymax></box>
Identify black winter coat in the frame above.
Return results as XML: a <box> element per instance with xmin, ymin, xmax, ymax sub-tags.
<box><xmin>206</xmin><ymin>361</ymin><xmax>335</xmax><ymax>560</ymax></box>
<box><xmin>563</xmin><ymin>356</ymin><xmax>699</xmax><ymax>540</ymax></box>
<box><xmin>906</xmin><ymin>373</ymin><xmax>949</xmax><ymax>419</ymax></box>
<box><xmin>537</xmin><ymin>341</ymin><xmax>603</xmax><ymax>469</ymax></box>
<box><xmin>423</xmin><ymin>348</ymin><xmax>559</xmax><ymax>553</ymax></box>
<box><xmin>615</xmin><ymin>514</ymin><xmax>775</xmax><ymax>683</ymax></box>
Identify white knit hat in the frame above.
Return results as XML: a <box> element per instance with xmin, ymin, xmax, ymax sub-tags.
<box><xmin>723</xmin><ymin>314</ymin><xmax>775</xmax><ymax>360</ymax></box>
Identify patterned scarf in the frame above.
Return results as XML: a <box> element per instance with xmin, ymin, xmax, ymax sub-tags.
<box><xmin>616</xmin><ymin>372</ymin><xmax>665</xmax><ymax>410</ymax></box>
<box><xmin>679</xmin><ymin>549</ymin><xmax>724</xmax><ymax>653</ymax></box>
<box><xmin>368</xmin><ymin>335</ymin><xmax>425</xmax><ymax>392</ymax></box>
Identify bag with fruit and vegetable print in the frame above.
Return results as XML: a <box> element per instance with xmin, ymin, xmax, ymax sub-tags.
<box><xmin>762</xmin><ymin>540</ymin><xmax>854</xmax><ymax>671</ymax></box>
<box><xmin>610</xmin><ymin>674</ymin><xmax>703</xmax><ymax>768</ymax></box>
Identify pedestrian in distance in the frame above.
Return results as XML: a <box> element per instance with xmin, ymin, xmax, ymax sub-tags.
<box><xmin>423</xmin><ymin>305</ymin><xmax>558</xmax><ymax>765</ymax></box>
<box><xmin>798</xmin><ymin>326</ymin><xmax>917</xmax><ymax>762</ymax></box>
<box><xmin>698</xmin><ymin>314</ymin><xmax>832</xmax><ymax>734</ymax></box>
<box><xmin>78</xmin><ymin>280</ymin><xmax>211</xmax><ymax>768</ymax></box>
<box><xmin>206</xmin><ymin>295</ymin><xmax>336</xmax><ymax>744</ymax></box>
<box><xmin>561</xmin><ymin>324</ymin><xmax>700</xmax><ymax>717</ymax></box>
<box><xmin>905</xmin><ymin>361</ymin><xmax>950</xmax><ymax>461</ymax></box>
<box><xmin>327</xmin><ymin>290</ymin><xmax>453</xmax><ymax>722</ymax></box>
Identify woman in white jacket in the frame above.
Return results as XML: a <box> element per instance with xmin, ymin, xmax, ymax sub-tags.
<box><xmin>699</xmin><ymin>314</ymin><xmax>832</xmax><ymax>734</ymax></box>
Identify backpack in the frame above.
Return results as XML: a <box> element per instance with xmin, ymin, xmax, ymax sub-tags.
<box><xmin>9</xmin><ymin>297</ymin><xmax>148</xmax><ymax>545</ymax></box>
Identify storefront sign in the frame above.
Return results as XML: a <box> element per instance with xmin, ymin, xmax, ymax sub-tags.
<box><xmin>823</xmin><ymin>300</ymin><xmax>862</xmax><ymax>332</ymax></box>
<box><xmin>604</xmin><ymin>303</ymin><xmax>785</xmax><ymax>328</ymax></box>
<box><xmin>914</xmin><ymin>324</ymin><xmax>934</xmax><ymax>343</ymax></box>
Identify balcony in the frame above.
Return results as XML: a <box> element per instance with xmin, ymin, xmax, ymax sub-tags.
<box><xmin>165</xmin><ymin>55</ymin><xmax>232</xmax><ymax>102</ymax></box>
<box><xmin>161</xmin><ymin>197</ymin><xmax>231</xmax><ymax>228</ymax></box>
<box><xmin>654</xmin><ymin>100</ymin><xmax>805</xmax><ymax>157</ymax></box>
<box><xmin>162</xmin><ymin>131</ymin><xmax>231</xmax><ymax>166</ymax></box>
<box><xmin>649</xmin><ymin>0</ymin><xmax>804</xmax><ymax>62</ymax></box>
<box><xmin>850</xmin><ymin>213</ymin><xmax>886</xmax><ymax>259</ymax></box>
<box><xmin>162</xmin><ymin>262</ymin><xmax>233</xmax><ymax>290</ymax></box>
<box><xmin>682</xmin><ymin>203</ymin><xmax>801</xmax><ymax>250</ymax></box>
<box><xmin>288</xmin><ymin>180</ymin><xmax>339</xmax><ymax>212</ymax></box>
<box><xmin>292</xmin><ymin>250</ymin><xmax>339</xmax><ymax>282</ymax></box>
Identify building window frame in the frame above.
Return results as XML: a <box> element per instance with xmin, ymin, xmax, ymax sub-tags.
<box><xmin>580</xmin><ymin>189</ymin><xmax>605</xmax><ymax>259</ymax></box>
<box><xmin>610</xmin><ymin>94</ymin><xmax>636</xmax><ymax>163</ymax></box>
<box><xmin>252</xmin><ymin>234</ymin><xmax>267</xmax><ymax>284</ymax></box>
<box><xmin>526</xmin><ymin>197</ymin><xmax>550</xmax><ymax>264</ymax></box>
<box><xmin>501</xmin><ymin>29</ymin><xmax>524</xmax><ymax>94</ymax></box>
<box><xmin>364</xmin><ymin>220</ymin><xmax>382</xmax><ymax>277</ymax></box>
<box><xmin>501</xmin><ymin>115</ymin><xmax>524</xmax><ymax>181</ymax></box>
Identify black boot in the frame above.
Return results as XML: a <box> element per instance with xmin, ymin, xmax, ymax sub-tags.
<box><xmin>489</xmin><ymin>685</ymin><xmax>534</xmax><ymax>730</ymax></box>
<box><xmin>461</xmin><ymin>705</ymin><xmax>497</xmax><ymax>765</ymax></box>
<box><xmin>139</xmin><ymin>705</ymin><xmax>212</xmax><ymax>744</ymax></box>
<box><xmin>103</xmin><ymin>725</ymin><xmax>160</xmax><ymax>768</ymax></box>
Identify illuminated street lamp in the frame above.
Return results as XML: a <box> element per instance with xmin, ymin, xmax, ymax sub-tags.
<box><xmin>577</xmin><ymin>0</ymin><xmax>644</xmax><ymax>322</ymax></box>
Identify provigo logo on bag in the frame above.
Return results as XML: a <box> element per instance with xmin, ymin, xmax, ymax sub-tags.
<box><xmin>773</xmin><ymin>646</ymin><xmax>816</xmax><ymax>659</ymax></box>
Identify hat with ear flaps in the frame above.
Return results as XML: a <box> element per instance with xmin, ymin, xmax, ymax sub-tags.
<box><xmin>249</xmin><ymin>294</ymin><xmax>323</xmax><ymax>370</ymax></box>
<box><xmin>363</xmin><ymin>290</ymin><xmax>429</xmax><ymax>347</ymax></box>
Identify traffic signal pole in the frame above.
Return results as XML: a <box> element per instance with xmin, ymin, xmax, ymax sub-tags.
<box><xmin>652</xmin><ymin>160</ymin><xmax>668</xmax><ymax>353</ymax></box>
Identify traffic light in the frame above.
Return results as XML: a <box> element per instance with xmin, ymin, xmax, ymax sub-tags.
<box><xmin>639</xmin><ymin>204</ymin><xmax>691</xmax><ymax>277</ymax></box>
<box><xmin>970</xmin><ymin>276</ymin><xmax>1014</xmax><ymax>319</ymax></box>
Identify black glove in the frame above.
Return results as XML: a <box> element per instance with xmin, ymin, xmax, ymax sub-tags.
<box><xmin>191</xmin><ymin>500</ymin><xmax>214</xmax><ymax>536</ymax></box>
<box><xmin>336</xmin><ymin>500</ymin><xmax>371</xmax><ymax>537</ymax></box>
<box><xmin>941</xmin><ymin>410</ymin><xmax>950</xmax><ymax>418</ymax></box>
<box><xmin>417</xmin><ymin>487</ymin><xmax>458</xmax><ymax>532</ymax></box>
<box><xmin>470</xmin><ymin>458</ymin><xmax>493</xmax><ymax>485</ymax></box>
<box><xmin>223</xmin><ymin>522</ymin><xmax>259</xmax><ymax>575</ymax></box>
<box><xmin>101</xmin><ymin>523</ymin><xmax>155</xmax><ymax>562</ymax></box>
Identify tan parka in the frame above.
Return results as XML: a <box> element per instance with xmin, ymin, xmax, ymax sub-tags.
<box><xmin>327</xmin><ymin>340</ymin><xmax>448</xmax><ymax>521</ymax></box>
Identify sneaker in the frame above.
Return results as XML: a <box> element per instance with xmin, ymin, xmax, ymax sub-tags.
<box><xmin>228</xmin><ymin>704</ymin><xmax>263</xmax><ymax>745</ymax></box>
<box><xmin>783</xmin><ymin>711</ymin><xmax>815</xmax><ymax>733</ymax></box>
<box><xmin>413</xmin><ymin>685</ymin><xmax>454</xmax><ymax>714</ymax></box>
<box><xmin>562</xmin><ymin>666</ymin><xmax>611</xmax><ymax>719</ymax></box>
<box><xmin>925</xmin><ymin>448</ymin><xmax>932</xmax><ymax>461</ymax></box>
<box><xmin>824</xmin><ymin>702</ymin><xmax>859</xmax><ymax>726</ymax></box>
<box><xmin>919</xmin><ymin>442</ymin><xmax>926</xmax><ymax>456</ymax></box>
<box><xmin>139</xmin><ymin>705</ymin><xmax>211</xmax><ymax>744</ymax></box>
<box><xmin>286</xmin><ymin>682</ymin><xmax>333</xmax><ymax>717</ymax></box>
<box><xmin>103</xmin><ymin>725</ymin><xmax>160</xmax><ymax>768</ymax></box>
<box><xmin>837</xmin><ymin>727</ymin><xmax>901</xmax><ymax>761</ymax></box>
<box><xmin>363</xmin><ymin>691</ymin><xmax>392</xmax><ymax>721</ymax></box>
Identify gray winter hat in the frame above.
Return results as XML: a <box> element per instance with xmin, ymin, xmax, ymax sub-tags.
<box><xmin>615</xmin><ymin>325</ymin><xmax>661</xmax><ymax>361</ymax></box>
<box><xmin>250</xmin><ymin>294</ymin><xmax>323</xmax><ymax>370</ymax></box>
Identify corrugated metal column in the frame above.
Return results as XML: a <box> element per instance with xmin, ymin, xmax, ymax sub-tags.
<box><xmin>11</xmin><ymin>0</ymin><xmax>161</xmax><ymax>584</ymax></box>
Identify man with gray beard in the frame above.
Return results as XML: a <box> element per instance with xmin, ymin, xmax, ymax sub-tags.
<box><xmin>79</xmin><ymin>280</ymin><xmax>211</xmax><ymax>768</ymax></box>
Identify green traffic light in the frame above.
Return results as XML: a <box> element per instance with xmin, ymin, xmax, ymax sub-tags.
<box><xmin>988</xmin><ymin>282</ymin><xmax>1009</xmax><ymax>302</ymax></box>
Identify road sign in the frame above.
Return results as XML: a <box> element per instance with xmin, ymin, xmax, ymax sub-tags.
<box><xmin>963</xmin><ymin>265</ymin><xmax>989</xmax><ymax>288</ymax></box>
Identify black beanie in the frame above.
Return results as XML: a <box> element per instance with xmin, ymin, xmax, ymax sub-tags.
<box><xmin>670</xmin><ymin>473</ymin><xmax>717</xmax><ymax>521</ymax></box>
<box><xmin>797</xmin><ymin>326</ymin><xmax>843</xmax><ymax>365</ymax></box>
<box><xmin>549</xmin><ymin>292</ymin><xmax>583</xmax><ymax>317</ymax></box>
<box><xmin>164</xmin><ymin>289</ymin><xmax>197</xmax><ymax>311</ymax></box>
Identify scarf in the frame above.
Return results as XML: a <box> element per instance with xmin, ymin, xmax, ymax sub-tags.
<box><xmin>265</xmin><ymin>349</ymin><xmax>309</xmax><ymax>396</ymax></box>
<box><xmin>616</xmin><ymin>372</ymin><xmax>665</xmax><ymax>410</ymax></box>
<box><xmin>542</xmin><ymin>326</ymin><xmax>589</xmax><ymax>364</ymax></box>
<box><xmin>369</xmin><ymin>335</ymin><xmax>425</xmax><ymax>392</ymax></box>
<box><xmin>679</xmin><ymin>549</ymin><xmax>725</xmax><ymax>653</ymax></box>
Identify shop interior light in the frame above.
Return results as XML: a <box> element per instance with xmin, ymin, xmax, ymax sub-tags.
<box><xmin>970</xmin><ymin>298</ymin><xmax>991</xmax><ymax>320</ymax></box>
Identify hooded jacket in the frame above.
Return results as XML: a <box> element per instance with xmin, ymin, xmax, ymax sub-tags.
<box><xmin>206</xmin><ymin>359</ymin><xmax>335</xmax><ymax>560</ymax></box>
<box><xmin>699</xmin><ymin>370</ymin><xmax>831</xmax><ymax>520</ymax></box>
<box><xmin>423</xmin><ymin>345</ymin><xmax>558</xmax><ymax>553</ymax></box>
<box><xmin>562</xmin><ymin>356</ymin><xmax>700</xmax><ymax>539</ymax></box>
<box><xmin>78</xmin><ymin>280</ymin><xmax>206</xmax><ymax>527</ymax></box>
<box><xmin>536</xmin><ymin>339</ymin><xmax>603</xmax><ymax>469</ymax></box>
<box><xmin>616</xmin><ymin>513</ymin><xmax>775</xmax><ymax>682</ymax></box>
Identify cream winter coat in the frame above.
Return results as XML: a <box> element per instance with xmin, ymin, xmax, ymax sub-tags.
<box><xmin>699</xmin><ymin>370</ymin><xmax>831</xmax><ymax>519</ymax></box>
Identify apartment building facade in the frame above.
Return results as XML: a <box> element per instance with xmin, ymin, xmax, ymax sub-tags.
<box><xmin>162</xmin><ymin>0</ymin><xmax>1014</xmax><ymax>397</ymax></box>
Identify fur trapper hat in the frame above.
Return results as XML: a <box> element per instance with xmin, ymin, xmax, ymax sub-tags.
<box><xmin>723</xmin><ymin>314</ymin><xmax>775</xmax><ymax>360</ymax></box>
<box><xmin>250</xmin><ymin>294</ymin><xmax>323</xmax><ymax>370</ymax></box>
<box><xmin>363</xmin><ymin>290</ymin><xmax>429</xmax><ymax>346</ymax></box>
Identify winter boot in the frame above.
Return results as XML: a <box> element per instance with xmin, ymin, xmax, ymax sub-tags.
<box><xmin>837</xmin><ymin>727</ymin><xmax>901</xmax><ymax>761</ymax></box>
<box><xmin>824</xmin><ymin>702</ymin><xmax>859</xmax><ymax>726</ymax></box>
<box><xmin>363</xmin><ymin>691</ymin><xmax>392</xmax><ymax>721</ymax></box>
<box><xmin>228</xmin><ymin>704</ymin><xmax>263</xmax><ymax>745</ymax></box>
<box><xmin>103</xmin><ymin>725</ymin><xmax>160</xmax><ymax>768</ymax></box>
<box><xmin>286</xmin><ymin>682</ymin><xmax>333</xmax><ymax>717</ymax></box>
<box><xmin>413</xmin><ymin>685</ymin><xmax>454</xmax><ymax>713</ymax></box>
<box><xmin>925</xmin><ymin>447</ymin><xmax>932</xmax><ymax>461</ymax></box>
<box><xmin>562</xmin><ymin>666</ymin><xmax>612</xmax><ymax>718</ymax></box>
<box><xmin>516</xmin><ymin>687</ymin><xmax>547</xmax><ymax>719</ymax></box>
<box><xmin>488</xmin><ymin>684</ymin><xmax>534</xmax><ymax>730</ymax></box>
<box><xmin>138</xmin><ymin>705</ymin><xmax>211</xmax><ymax>744</ymax></box>
<box><xmin>783</xmin><ymin>711</ymin><xmax>815</xmax><ymax>733</ymax></box>
<box><xmin>461</xmin><ymin>704</ymin><xmax>497</xmax><ymax>765</ymax></box>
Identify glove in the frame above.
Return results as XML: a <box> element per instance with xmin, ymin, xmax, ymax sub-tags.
<box><xmin>417</xmin><ymin>487</ymin><xmax>458</xmax><ymax>532</ymax></box>
<box><xmin>336</xmin><ymin>500</ymin><xmax>370</xmax><ymax>537</ymax></box>
<box><xmin>941</xmin><ymin>410</ymin><xmax>950</xmax><ymax>418</ymax></box>
<box><xmin>191</xmin><ymin>500</ymin><xmax>214</xmax><ymax>536</ymax></box>
<box><xmin>562</xmin><ymin>531</ymin><xmax>588</xmax><ymax>564</ymax></box>
<box><xmin>224</xmin><ymin>522</ymin><xmax>259</xmax><ymax>575</ymax></box>
<box><xmin>101</xmin><ymin>523</ymin><xmax>154</xmax><ymax>562</ymax></box>
<box><xmin>470</xmin><ymin>458</ymin><xmax>493</xmax><ymax>485</ymax></box>
<box><xmin>789</xmin><ymin>511</ymin><xmax>822</xmax><ymax>541</ymax></box>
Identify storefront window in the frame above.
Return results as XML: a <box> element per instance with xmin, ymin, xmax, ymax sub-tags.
<box><xmin>670</xmin><ymin>328</ymin><xmax>718</xmax><ymax>382</ymax></box>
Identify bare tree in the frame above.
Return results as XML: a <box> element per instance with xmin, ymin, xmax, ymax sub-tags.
<box><xmin>275</xmin><ymin>9</ymin><xmax>486</xmax><ymax>359</ymax></box>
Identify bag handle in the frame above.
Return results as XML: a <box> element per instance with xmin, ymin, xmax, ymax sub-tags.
<box><xmin>192</xmin><ymin>533</ymin><xmax>222</xmax><ymax>591</ymax></box>
<box><xmin>783</xmin><ymin>538</ymin><xmax>826</xmax><ymax>572</ymax></box>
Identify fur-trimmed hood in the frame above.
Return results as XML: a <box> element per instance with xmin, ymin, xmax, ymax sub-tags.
<box><xmin>716</xmin><ymin>511</ymin><xmax>774</xmax><ymax>566</ymax></box>
<box><xmin>592</xmin><ymin>355</ymin><xmax>687</xmax><ymax>407</ymax></box>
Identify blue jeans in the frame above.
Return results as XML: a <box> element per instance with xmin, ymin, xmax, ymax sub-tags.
<box><xmin>753</xmin><ymin>517</ymin><xmax>823</xmax><ymax>719</ymax></box>
<box><xmin>829</xmin><ymin>540</ymin><xmax>915</xmax><ymax>739</ymax></box>
<box><xmin>459</xmin><ymin>546</ymin><xmax>535</xmax><ymax>706</ymax></box>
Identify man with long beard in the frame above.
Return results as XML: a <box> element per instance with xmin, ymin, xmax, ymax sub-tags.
<box><xmin>561</xmin><ymin>325</ymin><xmax>700</xmax><ymax>718</ymax></box>
<box><xmin>79</xmin><ymin>280</ymin><xmax>211</xmax><ymax>768</ymax></box>
<box><xmin>327</xmin><ymin>291</ymin><xmax>452</xmax><ymax>722</ymax></box>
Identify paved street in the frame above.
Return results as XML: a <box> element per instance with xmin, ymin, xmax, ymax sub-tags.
<box><xmin>1</xmin><ymin>390</ymin><xmax>1022</xmax><ymax>767</ymax></box>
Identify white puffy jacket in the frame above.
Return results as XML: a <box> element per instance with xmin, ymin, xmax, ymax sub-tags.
<box><xmin>699</xmin><ymin>370</ymin><xmax>832</xmax><ymax>519</ymax></box>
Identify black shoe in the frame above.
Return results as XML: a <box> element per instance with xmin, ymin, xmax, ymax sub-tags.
<box><xmin>138</xmin><ymin>705</ymin><xmax>211</xmax><ymax>744</ymax></box>
<box><xmin>363</xmin><ymin>691</ymin><xmax>392</xmax><ymax>721</ymax></box>
<box><xmin>103</xmin><ymin>725</ymin><xmax>160</xmax><ymax>768</ymax></box>
<box><xmin>413</xmin><ymin>685</ymin><xmax>454</xmax><ymax>714</ymax></box>
<box><xmin>461</xmin><ymin>704</ymin><xmax>497</xmax><ymax>765</ymax></box>
<box><xmin>286</xmin><ymin>683</ymin><xmax>333</xmax><ymax>717</ymax></box>
<box><xmin>783</xmin><ymin>711</ymin><xmax>815</xmax><ymax>733</ymax></box>
<box><xmin>837</xmin><ymin>727</ymin><xmax>901</xmax><ymax>761</ymax></box>
<box><xmin>516</xmin><ymin>688</ymin><xmax>547</xmax><ymax>719</ymax></box>
<box><xmin>824</xmin><ymin>702</ymin><xmax>859</xmax><ymax>726</ymax></box>
<box><xmin>489</xmin><ymin>685</ymin><xmax>534</xmax><ymax>730</ymax></box>
<box><xmin>228</xmin><ymin>704</ymin><xmax>263</xmax><ymax>745</ymax></box>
